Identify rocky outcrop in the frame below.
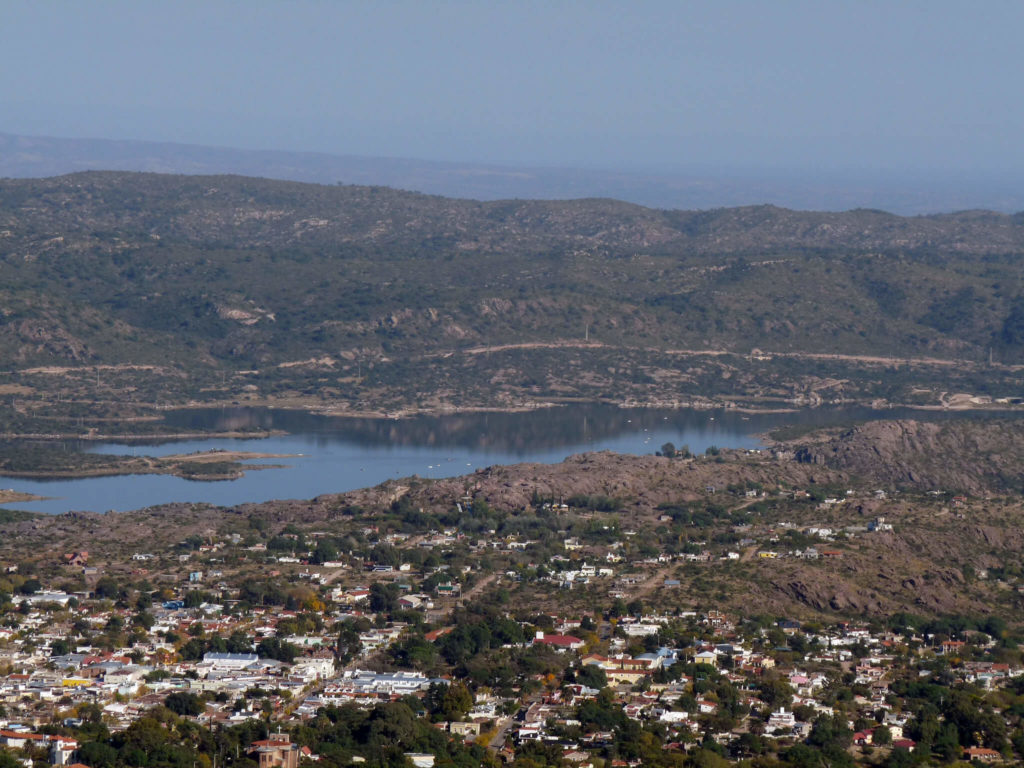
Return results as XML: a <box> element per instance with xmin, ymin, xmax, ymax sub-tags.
<box><xmin>792</xmin><ymin>418</ymin><xmax>1024</xmax><ymax>494</ymax></box>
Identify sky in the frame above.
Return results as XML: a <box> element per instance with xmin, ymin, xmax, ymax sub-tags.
<box><xmin>1</xmin><ymin>1</ymin><xmax>1022</xmax><ymax>175</ymax></box>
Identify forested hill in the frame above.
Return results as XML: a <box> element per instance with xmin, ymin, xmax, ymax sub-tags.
<box><xmin>0</xmin><ymin>171</ymin><xmax>1023</xmax><ymax>410</ymax></box>
<box><xmin>4</xmin><ymin>171</ymin><xmax>1024</xmax><ymax>255</ymax></box>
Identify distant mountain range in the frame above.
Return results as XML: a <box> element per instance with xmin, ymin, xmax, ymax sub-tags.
<box><xmin>2</xmin><ymin>131</ymin><xmax>1023</xmax><ymax>215</ymax></box>
<box><xmin>0</xmin><ymin>171</ymin><xmax>1022</xmax><ymax>413</ymax></box>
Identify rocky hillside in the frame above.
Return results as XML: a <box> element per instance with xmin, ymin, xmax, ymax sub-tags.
<box><xmin>4</xmin><ymin>418</ymin><xmax>1024</xmax><ymax>620</ymax></box>
<box><xmin>1</xmin><ymin>172</ymin><xmax>1024</xmax><ymax>411</ymax></box>
<box><xmin>3</xmin><ymin>171</ymin><xmax>1024</xmax><ymax>255</ymax></box>
<box><xmin>791</xmin><ymin>419</ymin><xmax>1024</xmax><ymax>494</ymax></box>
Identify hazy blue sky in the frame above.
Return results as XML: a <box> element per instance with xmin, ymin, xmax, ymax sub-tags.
<box><xmin>2</xmin><ymin>1</ymin><xmax>1022</xmax><ymax>173</ymax></box>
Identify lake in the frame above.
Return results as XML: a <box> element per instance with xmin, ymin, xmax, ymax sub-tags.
<box><xmin>0</xmin><ymin>404</ymin><xmax>1014</xmax><ymax>514</ymax></box>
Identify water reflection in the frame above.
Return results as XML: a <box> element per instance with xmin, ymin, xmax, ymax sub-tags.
<box><xmin>160</xmin><ymin>403</ymin><xmax>939</xmax><ymax>455</ymax></box>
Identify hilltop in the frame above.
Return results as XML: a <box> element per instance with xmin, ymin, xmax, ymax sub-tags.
<box><xmin>6</xmin><ymin>130</ymin><xmax>1024</xmax><ymax>214</ymax></box>
<box><xmin>791</xmin><ymin>418</ymin><xmax>1024</xmax><ymax>495</ymax></box>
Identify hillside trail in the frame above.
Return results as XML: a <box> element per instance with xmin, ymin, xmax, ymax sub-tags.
<box><xmin>632</xmin><ymin>564</ymin><xmax>677</xmax><ymax>599</ymax></box>
<box><xmin>448</xmin><ymin>340</ymin><xmax>1003</xmax><ymax>370</ymax></box>
<box><xmin>459</xmin><ymin>572</ymin><xmax>498</xmax><ymax>603</ymax></box>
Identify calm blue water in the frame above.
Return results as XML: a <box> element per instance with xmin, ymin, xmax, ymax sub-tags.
<box><xmin>0</xmin><ymin>404</ymin><xmax>1014</xmax><ymax>514</ymax></box>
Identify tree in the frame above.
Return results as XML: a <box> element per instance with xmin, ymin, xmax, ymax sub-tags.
<box><xmin>75</xmin><ymin>743</ymin><xmax>118</xmax><ymax>768</ymax></box>
<box><xmin>365</xmin><ymin>702</ymin><xmax>418</xmax><ymax>749</ymax></box>
<box><xmin>886</xmin><ymin>746</ymin><xmax>914</xmax><ymax>768</ymax></box>
<box><xmin>180</xmin><ymin>638</ymin><xmax>207</xmax><ymax>661</ymax></box>
<box><xmin>783</xmin><ymin>743</ymin><xmax>825</xmax><ymax>768</ymax></box>
<box><xmin>575</xmin><ymin>664</ymin><xmax>607</xmax><ymax>691</ymax></box>
<box><xmin>226</xmin><ymin>630</ymin><xmax>253</xmax><ymax>654</ymax></box>
<box><xmin>934</xmin><ymin>721</ymin><xmax>960</xmax><ymax>762</ymax></box>
<box><xmin>115</xmin><ymin>716</ymin><xmax>172</xmax><ymax>754</ymax></box>
<box><xmin>50</xmin><ymin>638</ymin><xmax>71</xmax><ymax>656</ymax></box>
<box><xmin>808</xmin><ymin>714</ymin><xmax>852</xmax><ymax>750</ymax></box>
<box><xmin>256</xmin><ymin>637</ymin><xmax>300</xmax><ymax>664</ymax></box>
<box><xmin>93</xmin><ymin>576</ymin><xmax>122</xmax><ymax>599</ymax></box>
<box><xmin>164</xmin><ymin>691</ymin><xmax>204</xmax><ymax>717</ymax></box>
<box><xmin>312</xmin><ymin>539</ymin><xmax>339</xmax><ymax>565</ymax></box>
<box><xmin>441</xmin><ymin>681</ymin><xmax>474</xmax><ymax>721</ymax></box>
<box><xmin>390</xmin><ymin>635</ymin><xmax>436</xmax><ymax>669</ymax></box>
<box><xmin>337</xmin><ymin>620</ymin><xmax>362</xmax><ymax>662</ymax></box>
<box><xmin>608</xmin><ymin>599</ymin><xmax>628</xmax><ymax>619</ymax></box>
<box><xmin>369</xmin><ymin>582</ymin><xmax>399</xmax><ymax>613</ymax></box>
<box><xmin>758</xmin><ymin>677</ymin><xmax>795</xmax><ymax>709</ymax></box>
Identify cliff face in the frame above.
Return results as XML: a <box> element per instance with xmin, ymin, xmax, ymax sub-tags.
<box><xmin>793</xmin><ymin>419</ymin><xmax>1024</xmax><ymax>494</ymax></box>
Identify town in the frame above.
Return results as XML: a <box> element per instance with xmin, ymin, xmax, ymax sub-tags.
<box><xmin>0</xmin><ymin>448</ymin><xmax>1021</xmax><ymax>768</ymax></box>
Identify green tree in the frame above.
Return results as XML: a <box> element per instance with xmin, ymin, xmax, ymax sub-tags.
<box><xmin>758</xmin><ymin>677</ymin><xmax>795</xmax><ymax>709</ymax></box>
<box><xmin>574</xmin><ymin>664</ymin><xmax>607</xmax><ymax>690</ymax></box>
<box><xmin>93</xmin><ymin>576</ymin><xmax>122</xmax><ymax>599</ymax></box>
<box><xmin>441</xmin><ymin>681</ymin><xmax>474</xmax><ymax>721</ymax></box>
<box><xmin>50</xmin><ymin>638</ymin><xmax>71</xmax><ymax>656</ymax></box>
<box><xmin>164</xmin><ymin>691</ymin><xmax>204</xmax><ymax>717</ymax></box>
<box><xmin>808</xmin><ymin>713</ymin><xmax>852</xmax><ymax>750</ymax></box>
<box><xmin>76</xmin><ymin>742</ymin><xmax>118</xmax><ymax>768</ymax></box>
<box><xmin>369</xmin><ymin>582</ymin><xmax>399</xmax><ymax>613</ymax></box>
<box><xmin>312</xmin><ymin>539</ymin><xmax>339</xmax><ymax>565</ymax></box>
<box><xmin>256</xmin><ymin>637</ymin><xmax>300</xmax><ymax>663</ymax></box>
<box><xmin>337</xmin><ymin>620</ymin><xmax>362</xmax><ymax>662</ymax></box>
<box><xmin>886</xmin><ymin>746</ymin><xmax>914</xmax><ymax>768</ymax></box>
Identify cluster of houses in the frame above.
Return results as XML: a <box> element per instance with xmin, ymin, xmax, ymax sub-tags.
<box><xmin>0</xmin><ymin>586</ymin><xmax>1017</xmax><ymax>766</ymax></box>
<box><xmin>479</xmin><ymin>612</ymin><xmax>1022</xmax><ymax>764</ymax></box>
<box><xmin>0</xmin><ymin>481</ymin><xmax>1015</xmax><ymax>767</ymax></box>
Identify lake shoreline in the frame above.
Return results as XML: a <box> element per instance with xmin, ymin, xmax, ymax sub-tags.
<box><xmin>161</xmin><ymin>394</ymin><xmax>1023</xmax><ymax>422</ymax></box>
<box><xmin>3</xmin><ymin>396</ymin><xmax>1017</xmax><ymax>445</ymax></box>
<box><xmin>3</xmin><ymin>402</ymin><xmax>1022</xmax><ymax>516</ymax></box>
